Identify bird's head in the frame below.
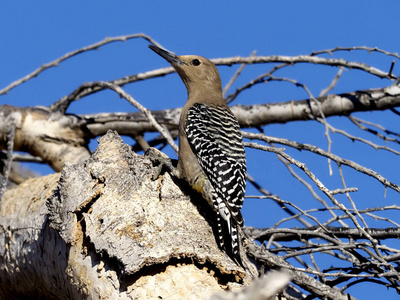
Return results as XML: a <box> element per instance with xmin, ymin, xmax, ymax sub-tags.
<box><xmin>149</xmin><ymin>45</ymin><xmax>223</xmax><ymax>99</ymax></box>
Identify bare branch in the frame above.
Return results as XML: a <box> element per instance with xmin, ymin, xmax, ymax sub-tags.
<box><xmin>320</xmin><ymin>118</ymin><xmax>400</xmax><ymax>155</ymax></box>
<box><xmin>245</xmin><ymin>226</ymin><xmax>400</xmax><ymax>242</ymax></box>
<box><xmin>320</xmin><ymin>67</ymin><xmax>344</xmax><ymax>97</ymax></box>
<box><xmin>246</xmin><ymin>242</ymin><xmax>355</xmax><ymax>300</ymax></box>
<box><xmin>337</xmin><ymin>164</ymin><xmax>369</xmax><ymax>228</ymax></box>
<box><xmin>243</xmin><ymin>133</ymin><xmax>400</xmax><ymax>194</ymax></box>
<box><xmin>212</xmin><ymin>55</ymin><xmax>396</xmax><ymax>80</ymax></box>
<box><xmin>223</xmin><ymin>50</ymin><xmax>256</xmax><ymax>98</ymax></box>
<box><xmin>51</xmin><ymin>54</ymin><xmax>398</xmax><ymax>113</ymax></box>
<box><xmin>88</xmin><ymin>82</ymin><xmax>178</xmax><ymax>154</ymax></box>
<box><xmin>231</xmin><ymin>85</ymin><xmax>400</xmax><ymax>126</ymax></box>
<box><xmin>244</xmin><ymin>142</ymin><xmax>387</xmax><ymax>254</ymax></box>
<box><xmin>0</xmin><ymin>33</ymin><xmax>163</xmax><ymax>97</ymax></box>
<box><xmin>310</xmin><ymin>46</ymin><xmax>400</xmax><ymax>61</ymax></box>
<box><xmin>70</xmin><ymin>85</ymin><xmax>400</xmax><ymax>139</ymax></box>
<box><xmin>348</xmin><ymin>115</ymin><xmax>400</xmax><ymax>144</ymax></box>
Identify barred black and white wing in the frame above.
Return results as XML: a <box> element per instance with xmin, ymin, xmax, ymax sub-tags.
<box><xmin>185</xmin><ymin>102</ymin><xmax>247</xmax><ymax>264</ymax></box>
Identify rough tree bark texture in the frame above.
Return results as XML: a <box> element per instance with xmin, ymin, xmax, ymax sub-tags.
<box><xmin>0</xmin><ymin>131</ymin><xmax>251</xmax><ymax>300</ymax></box>
<box><xmin>0</xmin><ymin>105</ymin><xmax>90</xmax><ymax>172</ymax></box>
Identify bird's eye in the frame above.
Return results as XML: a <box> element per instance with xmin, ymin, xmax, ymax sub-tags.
<box><xmin>191</xmin><ymin>59</ymin><xmax>201</xmax><ymax>66</ymax></box>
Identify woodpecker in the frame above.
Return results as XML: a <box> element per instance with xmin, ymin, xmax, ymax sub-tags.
<box><xmin>149</xmin><ymin>45</ymin><xmax>247</xmax><ymax>266</ymax></box>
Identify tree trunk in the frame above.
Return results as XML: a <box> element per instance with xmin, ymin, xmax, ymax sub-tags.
<box><xmin>0</xmin><ymin>131</ymin><xmax>253</xmax><ymax>299</ymax></box>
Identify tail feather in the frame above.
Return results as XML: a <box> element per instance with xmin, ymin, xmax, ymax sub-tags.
<box><xmin>216</xmin><ymin>213</ymin><xmax>243</xmax><ymax>267</ymax></box>
<box><xmin>215</xmin><ymin>214</ymin><xmax>225</xmax><ymax>249</ymax></box>
<box><xmin>210</xmin><ymin>191</ymin><xmax>243</xmax><ymax>267</ymax></box>
<box><xmin>230</xmin><ymin>222</ymin><xmax>243</xmax><ymax>266</ymax></box>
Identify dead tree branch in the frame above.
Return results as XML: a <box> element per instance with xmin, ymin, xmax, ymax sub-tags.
<box><xmin>0</xmin><ymin>131</ymin><xmax>252</xmax><ymax>299</ymax></box>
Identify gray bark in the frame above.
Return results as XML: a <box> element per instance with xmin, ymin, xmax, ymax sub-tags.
<box><xmin>0</xmin><ymin>106</ymin><xmax>90</xmax><ymax>172</ymax></box>
<box><xmin>0</xmin><ymin>131</ymin><xmax>253</xmax><ymax>299</ymax></box>
<box><xmin>82</xmin><ymin>85</ymin><xmax>400</xmax><ymax>135</ymax></box>
<box><xmin>2</xmin><ymin>85</ymin><xmax>399</xmax><ymax>171</ymax></box>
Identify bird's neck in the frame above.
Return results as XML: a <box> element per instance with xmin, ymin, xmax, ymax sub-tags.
<box><xmin>185</xmin><ymin>82</ymin><xmax>225</xmax><ymax>107</ymax></box>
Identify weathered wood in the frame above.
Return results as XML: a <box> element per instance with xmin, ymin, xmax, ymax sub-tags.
<box><xmin>0</xmin><ymin>130</ymin><xmax>249</xmax><ymax>299</ymax></box>
<box><xmin>0</xmin><ymin>105</ymin><xmax>90</xmax><ymax>172</ymax></box>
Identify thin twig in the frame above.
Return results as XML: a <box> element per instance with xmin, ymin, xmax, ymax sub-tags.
<box><xmin>243</xmin><ymin>132</ymin><xmax>400</xmax><ymax>193</ymax></box>
<box><xmin>337</xmin><ymin>165</ymin><xmax>369</xmax><ymax>229</ymax></box>
<box><xmin>274</xmin><ymin>147</ymin><xmax>347</xmax><ymax>227</ymax></box>
<box><xmin>322</xmin><ymin>119</ymin><xmax>400</xmax><ymax>155</ymax></box>
<box><xmin>244</xmin><ymin>142</ymin><xmax>383</xmax><ymax>252</ymax></box>
<box><xmin>212</xmin><ymin>55</ymin><xmax>396</xmax><ymax>80</ymax></box>
<box><xmin>348</xmin><ymin>115</ymin><xmax>400</xmax><ymax>144</ymax></box>
<box><xmin>0</xmin><ymin>33</ymin><xmax>163</xmax><ymax>96</ymax></box>
<box><xmin>90</xmin><ymin>82</ymin><xmax>178</xmax><ymax>154</ymax></box>
<box><xmin>324</xmin><ymin>205</ymin><xmax>400</xmax><ymax>226</ymax></box>
<box><xmin>223</xmin><ymin>50</ymin><xmax>256</xmax><ymax>98</ymax></box>
<box><xmin>246</xmin><ymin>173</ymin><xmax>311</xmax><ymax>227</ymax></box>
<box><xmin>320</xmin><ymin>67</ymin><xmax>344</xmax><ymax>97</ymax></box>
<box><xmin>310</xmin><ymin>46</ymin><xmax>400</xmax><ymax>61</ymax></box>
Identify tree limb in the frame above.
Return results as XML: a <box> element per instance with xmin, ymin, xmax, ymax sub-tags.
<box><xmin>0</xmin><ymin>131</ymin><xmax>253</xmax><ymax>299</ymax></box>
<box><xmin>80</xmin><ymin>85</ymin><xmax>400</xmax><ymax>136</ymax></box>
<box><xmin>0</xmin><ymin>106</ymin><xmax>90</xmax><ymax>171</ymax></box>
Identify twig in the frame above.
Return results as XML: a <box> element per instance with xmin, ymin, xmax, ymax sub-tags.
<box><xmin>225</xmin><ymin>63</ymin><xmax>288</xmax><ymax>104</ymax></box>
<box><xmin>388</xmin><ymin>61</ymin><xmax>395</xmax><ymax>77</ymax></box>
<box><xmin>323</xmin><ymin>119</ymin><xmax>400</xmax><ymax>155</ymax></box>
<box><xmin>340</xmin><ymin>277</ymin><xmax>396</xmax><ymax>293</ymax></box>
<box><xmin>243</xmin><ymin>132</ymin><xmax>400</xmax><ymax>193</ymax></box>
<box><xmin>364</xmin><ymin>212</ymin><xmax>400</xmax><ymax>227</ymax></box>
<box><xmin>324</xmin><ymin>205</ymin><xmax>400</xmax><ymax>226</ymax></box>
<box><xmin>246</xmin><ymin>174</ymin><xmax>311</xmax><ymax>227</ymax></box>
<box><xmin>348</xmin><ymin>115</ymin><xmax>400</xmax><ymax>144</ymax></box>
<box><xmin>0</xmin><ymin>33</ymin><xmax>163</xmax><ymax>96</ymax></box>
<box><xmin>274</xmin><ymin>148</ymin><xmax>347</xmax><ymax>227</ymax></box>
<box><xmin>311</xmin><ymin>46</ymin><xmax>400</xmax><ymax>60</ymax></box>
<box><xmin>244</xmin><ymin>142</ymin><xmax>383</xmax><ymax>251</ymax></box>
<box><xmin>350</xmin><ymin>116</ymin><xmax>400</xmax><ymax>139</ymax></box>
<box><xmin>89</xmin><ymin>82</ymin><xmax>178</xmax><ymax>154</ymax></box>
<box><xmin>11</xmin><ymin>153</ymin><xmax>44</xmax><ymax>163</ymax></box>
<box><xmin>223</xmin><ymin>50</ymin><xmax>256</xmax><ymax>98</ymax></box>
<box><xmin>320</xmin><ymin>67</ymin><xmax>344</xmax><ymax>97</ymax></box>
<box><xmin>330</xmin><ymin>187</ymin><xmax>358</xmax><ymax>195</ymax></box>
<box><xmin>337</xmin><ymin>165</ymin><xmax>369</xmax><ymax>228</ymax></box>
<box><xmin>212</xmin><ymin>55</ymin><xmax>396</xmax><ymax>80</ymax></box>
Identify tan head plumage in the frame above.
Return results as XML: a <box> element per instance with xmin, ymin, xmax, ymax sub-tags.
<box><xmin>149</xmin><ymin>45</ymin><xmax>223</xmax><ymax>103</ymax></box>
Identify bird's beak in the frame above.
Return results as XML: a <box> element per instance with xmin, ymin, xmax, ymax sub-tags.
<box><xmin>149</xmin><ymin>45</ymin><xmax>186</xmax><ymax>66</ymax></box>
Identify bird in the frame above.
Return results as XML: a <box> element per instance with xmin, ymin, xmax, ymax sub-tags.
<box><xmin>149</xmin><ymin>45</ymin><xmax>247</xmax><ymax>266</ymax></box>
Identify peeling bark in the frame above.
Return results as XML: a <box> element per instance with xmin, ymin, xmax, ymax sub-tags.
<box><xmin>0</xmin><ymin>105</ymin><xmax>90</xmax><ymax>171</ymax></box>
<box><xmin>0</xmin><ymin>131</ymin><xmax>253</xmax><ymax>299</ymax></box>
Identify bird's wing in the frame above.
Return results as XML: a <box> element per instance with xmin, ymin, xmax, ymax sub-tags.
<box><xmin>185</xmin><ymin>103</ymin><xmax>247</xmax><ymax>225</ymax></box>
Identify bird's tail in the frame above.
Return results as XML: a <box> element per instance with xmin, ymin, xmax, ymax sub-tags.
<box><xmin>216</xmin><ymin>213</ymin><xmax>243</xmax><ymax>267</ymax></box>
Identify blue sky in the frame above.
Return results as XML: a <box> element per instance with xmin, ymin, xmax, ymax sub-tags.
<box><xmin>1</xmin><ymin>1</ymin><xmax>400</xmax><ymax>299</ymax></box>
